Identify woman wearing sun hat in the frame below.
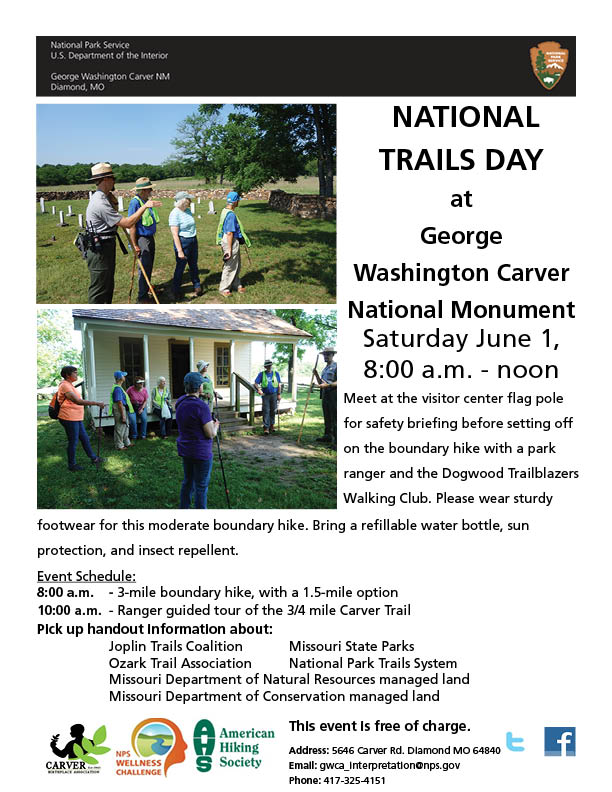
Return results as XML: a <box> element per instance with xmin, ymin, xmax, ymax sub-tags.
<box><xmin>128</xmin><ymin>177</ymin><xmax>159</xmax><ymax>304</ymax></box>
<box><xmin>216</xmin><ymin>191</ymin><xmax>250</xmax><ymax>296</ymax></box>
<box><xmin>169</xmin><ymin>191</ymin><xmax>202</xmax><ymax>301</ymax></box>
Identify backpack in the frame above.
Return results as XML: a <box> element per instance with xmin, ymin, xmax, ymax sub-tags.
<box><xmin>48</xmin><ymin>389</ymin><xmax>64</xmax><ymax>419</ymax></box>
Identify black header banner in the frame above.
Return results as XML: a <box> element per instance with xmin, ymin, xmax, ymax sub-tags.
<box><xmin>36</xmin><ymin>36</ymin><xmax>576</xmax><ymax>97</ymax></box>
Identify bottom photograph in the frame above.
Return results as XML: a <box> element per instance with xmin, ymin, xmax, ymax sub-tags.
<box><xmin>37</xmin><ymin>307</ymin><xmax>337</xmax><ymax>510</ymax></box>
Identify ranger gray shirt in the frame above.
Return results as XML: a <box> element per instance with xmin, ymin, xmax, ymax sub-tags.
<box><xmin>321</xmin><ymin>361</ymin><xmax>337</xmax><ymax>383</ymax></box>
<box><xmin>85</xmin><ymin>190</ymin><xmax>121</xmax><ymax>237</ymax></box>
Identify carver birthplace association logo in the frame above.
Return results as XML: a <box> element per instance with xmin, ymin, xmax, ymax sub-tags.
<box><xmin>47</xmin><ymin>723</ymin><xmax>110</xmax><ymax>774</ymax></box>
<box><xmin>530</xmin><ymin>41</ymin><xmax>569</xmax><ymax>91</ymax></box>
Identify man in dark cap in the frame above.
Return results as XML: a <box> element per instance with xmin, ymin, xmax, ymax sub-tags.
<box><xmin>254</xmin><ymin>359</ymin><xmax>282</xmax><ymax>435</ymax></box>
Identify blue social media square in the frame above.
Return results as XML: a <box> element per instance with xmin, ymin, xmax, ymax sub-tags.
<box><xmin>544</xmin><ymin>727</ymin><xmax>576</xmax><ymax>756</ymax></box>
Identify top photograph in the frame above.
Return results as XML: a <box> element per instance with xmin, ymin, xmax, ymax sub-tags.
<box><xmin>36</xmin><ymin>104</ymin><xmax>336</xmax><ymax>305</ymax></box>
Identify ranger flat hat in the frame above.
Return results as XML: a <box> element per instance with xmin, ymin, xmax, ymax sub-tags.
<box><xmin>132</xmin><ymin>176</ymin><xmax>156</xmax><ymax>191</ymax></box>
<box><xmin>321</xmin><ymin>347</ymin><xmax>336</xmax><ymax>354</ymax></box>
<box><xmin>87</xmin><ymin>162</ymin><xmax>116</xmax><ymax>181</ymax></box>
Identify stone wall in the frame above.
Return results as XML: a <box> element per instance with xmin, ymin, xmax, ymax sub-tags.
<box><xmin>36</xmin><ymin>188</ymin><xmax>271</xmax><ymax>202</ymax></box>
<box><xmin>268</xmin><ymin>190</ymin><xmax>336</xmax><ymax>220</ymax></box>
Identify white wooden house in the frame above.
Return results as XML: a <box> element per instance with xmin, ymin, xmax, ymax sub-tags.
<box><xmin>72</xmin><ymin>309</ymin><xmax>311</xmax><ymax>429</ymax></box>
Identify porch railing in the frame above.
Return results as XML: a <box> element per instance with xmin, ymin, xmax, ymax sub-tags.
<box><xmin>233</xmin><ymin>372</ymin><xmax>256</xmax><ymax>426</ymax></box>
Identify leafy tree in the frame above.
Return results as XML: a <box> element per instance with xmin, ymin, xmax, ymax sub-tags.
<box><xmin>169</xmin><ymin>104</ymin><xmax>224</xmax><ymax>182</ymax></box>
<box><xmin>37</xmin><ymin>309</ymin><xmax>82</xmax><ymax>389</ymax></box>
<box><xmin>270</xmin><ymin>309</ymin><xmax>337</xmax><ymax>392</ymax></box>
<box><xmin>237</xmin><ymin>104</ymin><xmax>336</xmax><ymax>196</ymax></box>
<box><xmin>212</xmin><ymin>113</ymin><xmax>268</xmax><ymax>194</ymax></box>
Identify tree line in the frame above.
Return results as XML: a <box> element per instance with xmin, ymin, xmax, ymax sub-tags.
<box><xmin>37</xmin><ymin>104</ymin><xmax>336</xmax><ymax>196</ymax></box>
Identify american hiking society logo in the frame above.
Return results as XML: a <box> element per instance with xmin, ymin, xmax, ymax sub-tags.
<box><xmin>530</xmin><ymin>41</ymin><xmax>569</xmax><ymax>90</ymax></box>
<box><xmin>47</xmin><ymin>723</ymin><xmax>110</xmax><ymax>774</ymax></box>
<box><xmin>194</xmin><ymin>718</ymin><xmax>216</xmax><ymax>773</ymax></box>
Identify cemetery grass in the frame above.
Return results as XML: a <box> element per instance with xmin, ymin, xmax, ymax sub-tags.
<box><xmin>36</xmin><ymin>390</ymin><xmax>337</xmax><ymax>510</ymax></box>
<box><xmin>36</xmin><ymin>199</ymin><xmax>336</xmax><ymax>304</ymax></box>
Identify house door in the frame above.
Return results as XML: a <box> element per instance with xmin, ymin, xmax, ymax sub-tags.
<box><xmin>169</xmin><ymin>342</ymin><xmax>190</xmax><ymax>397</ymax></box>
<box><xmin>214</xmin><ymin>343</ymin><xmax>231</xmax><ymax>388</ymax></box>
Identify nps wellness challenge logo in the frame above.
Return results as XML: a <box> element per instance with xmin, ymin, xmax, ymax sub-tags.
<box><xmin>530</xmin><ymin>41</ymin><xmax>569</xmax><ymax>91</ymax></box>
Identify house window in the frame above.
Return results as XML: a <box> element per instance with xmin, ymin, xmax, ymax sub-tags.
<box><xmin>119</xmin><ymin>337</ymin><xmax>144</xmax><ymax>388</ymax></box>
<box><xmin>214</xmin><ymin>343</ymin><xmax>230</xmax><ymax>387</ymax></box>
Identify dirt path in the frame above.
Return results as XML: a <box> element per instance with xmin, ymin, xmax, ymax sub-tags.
<box><xmin>222</xmin><ymin>430</ymin><xmax>328</xmax><ymax>466</ymax></box>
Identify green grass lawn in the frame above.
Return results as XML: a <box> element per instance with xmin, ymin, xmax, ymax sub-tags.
<box><xmin>36</xmin><ymin>198</ymin><xmax>336</xmax><ymax>304</ymax></box>
<box><xmin>37</xmin><ymin>175</ymin><xmax>334</xmax><ymax>196</ymax></box>
<box><xmin>37</xmin><ymin>388</ymin><xmax>336</xmax><ymax>510</ymax></box>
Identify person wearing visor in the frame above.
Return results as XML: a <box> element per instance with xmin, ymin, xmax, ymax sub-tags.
<box><xmin>216</xmin><ymin>191</ymin><xmax>250</xmax><ymax>296</ymax></box>
<box><xmin>175</xmin><ymin>372</ymin><xmax>220</xmax><ymax>509</ymax></box>
<box><xmin>169</xmin><ymin>191</ymin><xmax>203</xmax><ymax>301</ymax></box>
<box><xmin>85</xmin><ymin>162</ymin><xmax>161</xmax><ymax>304</ymax></box>
<box><xmin>110</xmin><ymin>371</ymin><xmax>134</xmax><ymax>451</ymax></box>
<box><xmin>195</xmin><ymin>361</ymin><xmax>221</xmax><ymax>406</ymax></box>
<box><xmin>128</xmin><ymin>177</ymin><xmax>159</xmax><ymax>304</ymax></box>
<box><xmin>313</xmin><ymin>347</ymin><xmax>337</xmax><ymax>449</ymax></box>
<box><xmin>126</xmin><ymin>377</ymin><xmax>149</xmax><ymax>440</ymax></box>
<box><xmin>254</xmin><ymin>359</ymin><xmax>282</xmax><ymax>435</ymax></box>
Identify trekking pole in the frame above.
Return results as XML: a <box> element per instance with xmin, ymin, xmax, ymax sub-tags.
<box><xmin>97</xmin><ymin>406</ymin><xmax>102</xmax><ymax>458</ymax></box>
<box><xmin>128</xmin><ymin>251</ymin><xmax>137</xmax><ymax>303</ymax></box>
<box><xmin>122</xmin><ymin>229</ymin><xmax>160</xmax><ymax>304</ymax></box>
<box><xmin>213</xmin><ymin>418</ymin><xmax>231</xmax><ymax>508</ymax></box>
<box><xmin>297</xmin><ymin>353</ymin><xmax>319</xmax><ymax>445</ymax></box>
<box><xmin>214</xmin><ymin>392</ymin><xmax>222</xmax><ymax>441</ymax></box>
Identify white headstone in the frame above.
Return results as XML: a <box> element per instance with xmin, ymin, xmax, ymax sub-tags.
<box><xmin>58</xmin><ymin>210</ymin><xmax>66</xmax><ymax>225</ymax></box>
<box><xmin>88</xmin><ymin>191</ymin><xmax>93</xmax><ymax>199</ymax></box>
<box><xmin>207</xmin><ymin>200</ymin><xmax>216</xmax><ymax>215</ymax></box>
<box><xmin>78</xmin><ymin>214</ymin><xmax>84</xmax><ymax>228</ymax></box>
<box><xmin>52</xmin><ymin>206</ymin><xmax>56</xmax><ymax>215</ymax></box>
<box><xmin>118</xmin><ymin>196</ymin><xmax>124</xmax><ymax>212</ymax></box>
<box><xmin>191</xmin><ymin>202</ymin><xmax>195</xmax><ymax>213</ymax></box>
<box><xmin>67</xmin><ymin>205</ymin><xmax>73</xmax><ymax>216</ymax></box>
<box><xmin>197</xmin><ymin>196</ymin><xmax>201</xmax><ymax>204</ymax></box>
<box><xmin>40</xmin><ymin>197</ymin><xmax>45</xmax><ymax>213</ymax></box>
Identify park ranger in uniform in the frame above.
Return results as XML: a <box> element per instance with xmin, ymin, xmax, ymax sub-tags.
<box><xmin>85</xmin><ymin>163</ymin><xmax>161</xmax><ymax>304</ymax></box>
<box><xmin>313</xmin><ymin>347</ymin><xmax>337</xmax><ymax>449</ymax></box>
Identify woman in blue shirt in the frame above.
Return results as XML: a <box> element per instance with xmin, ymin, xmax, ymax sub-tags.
<box><xmin>169</xmin><ymin>191</ymin><xmax>202</xmax><ymax>301</ymax></box>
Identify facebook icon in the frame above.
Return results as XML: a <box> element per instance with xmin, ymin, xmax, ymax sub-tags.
<box><xmin>544</xmin><ymin>727</ymin><xmax>576</xmax><ymax>756</ymax></box>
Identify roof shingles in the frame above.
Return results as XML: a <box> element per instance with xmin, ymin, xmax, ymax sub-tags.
<box><xmin>72</xmin><ymin>309</ymin><xmax>311</xmax><ymax>338</ymax></box>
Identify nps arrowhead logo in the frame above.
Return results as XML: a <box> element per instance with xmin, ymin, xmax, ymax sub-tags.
<box><xmin>530</xmin><ymin>41</ymin><xmax>569</xmax><ymax>90</ymax></box>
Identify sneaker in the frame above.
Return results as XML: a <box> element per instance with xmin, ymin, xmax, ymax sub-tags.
<box><xmin>91</xmin><ymin>456</ymin><xmax>105</xmax><ymax>465</ymax></box>
<box><xmin>263</xmin><ymin>428</ymin><xmax>269</xmax><ymax>435</ymax></box>
<box><xmin>69</xmin><ymin>464</ymin><xmax>84</xmax><ymax>471</ymax></box>
<box><xmin>194</xmin><ymin>285</ymin><xmax>203</xmax><ymax>297</ymax></box>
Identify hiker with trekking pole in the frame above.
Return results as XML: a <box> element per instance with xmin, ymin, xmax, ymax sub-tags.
<box><xmin>50</xmin><ymin>365</ymin><xmax>106</xmax><ymax>472</ymax></box>
<box><xmin>83</xmin><ymin>163</ymin><xmax>161</xmax><ymax>304</ymax></box>
<box><xmin>175</xmin><ymin>372</ymin><xmax>219</xmax><ymax>509</ymax></box>
<box><xmin>216</xmin><ymin>191</ymin><xmax>250</xmax><ymax>297</ymax></box>
<box><xmin>128</xmin><ymin>177</ymin><xmax>159</xmax><ymax>304</ymax></box>
<box><xmin>313</xmin><ymin>347</ymin><xmax>337</xmax><ymax>449</ymax></box>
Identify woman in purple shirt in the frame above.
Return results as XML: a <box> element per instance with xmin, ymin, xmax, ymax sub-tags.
<box><xmin>175</xmin><ymin>372</ymin><xmax>219</xmax><ymax>508</ymax></box>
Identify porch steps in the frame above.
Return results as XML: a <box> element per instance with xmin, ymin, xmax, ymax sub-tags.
<box><xmin>215</xmin><ymin>407</ymin><xmax>252</xmax><ymax>434</ymax></box>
